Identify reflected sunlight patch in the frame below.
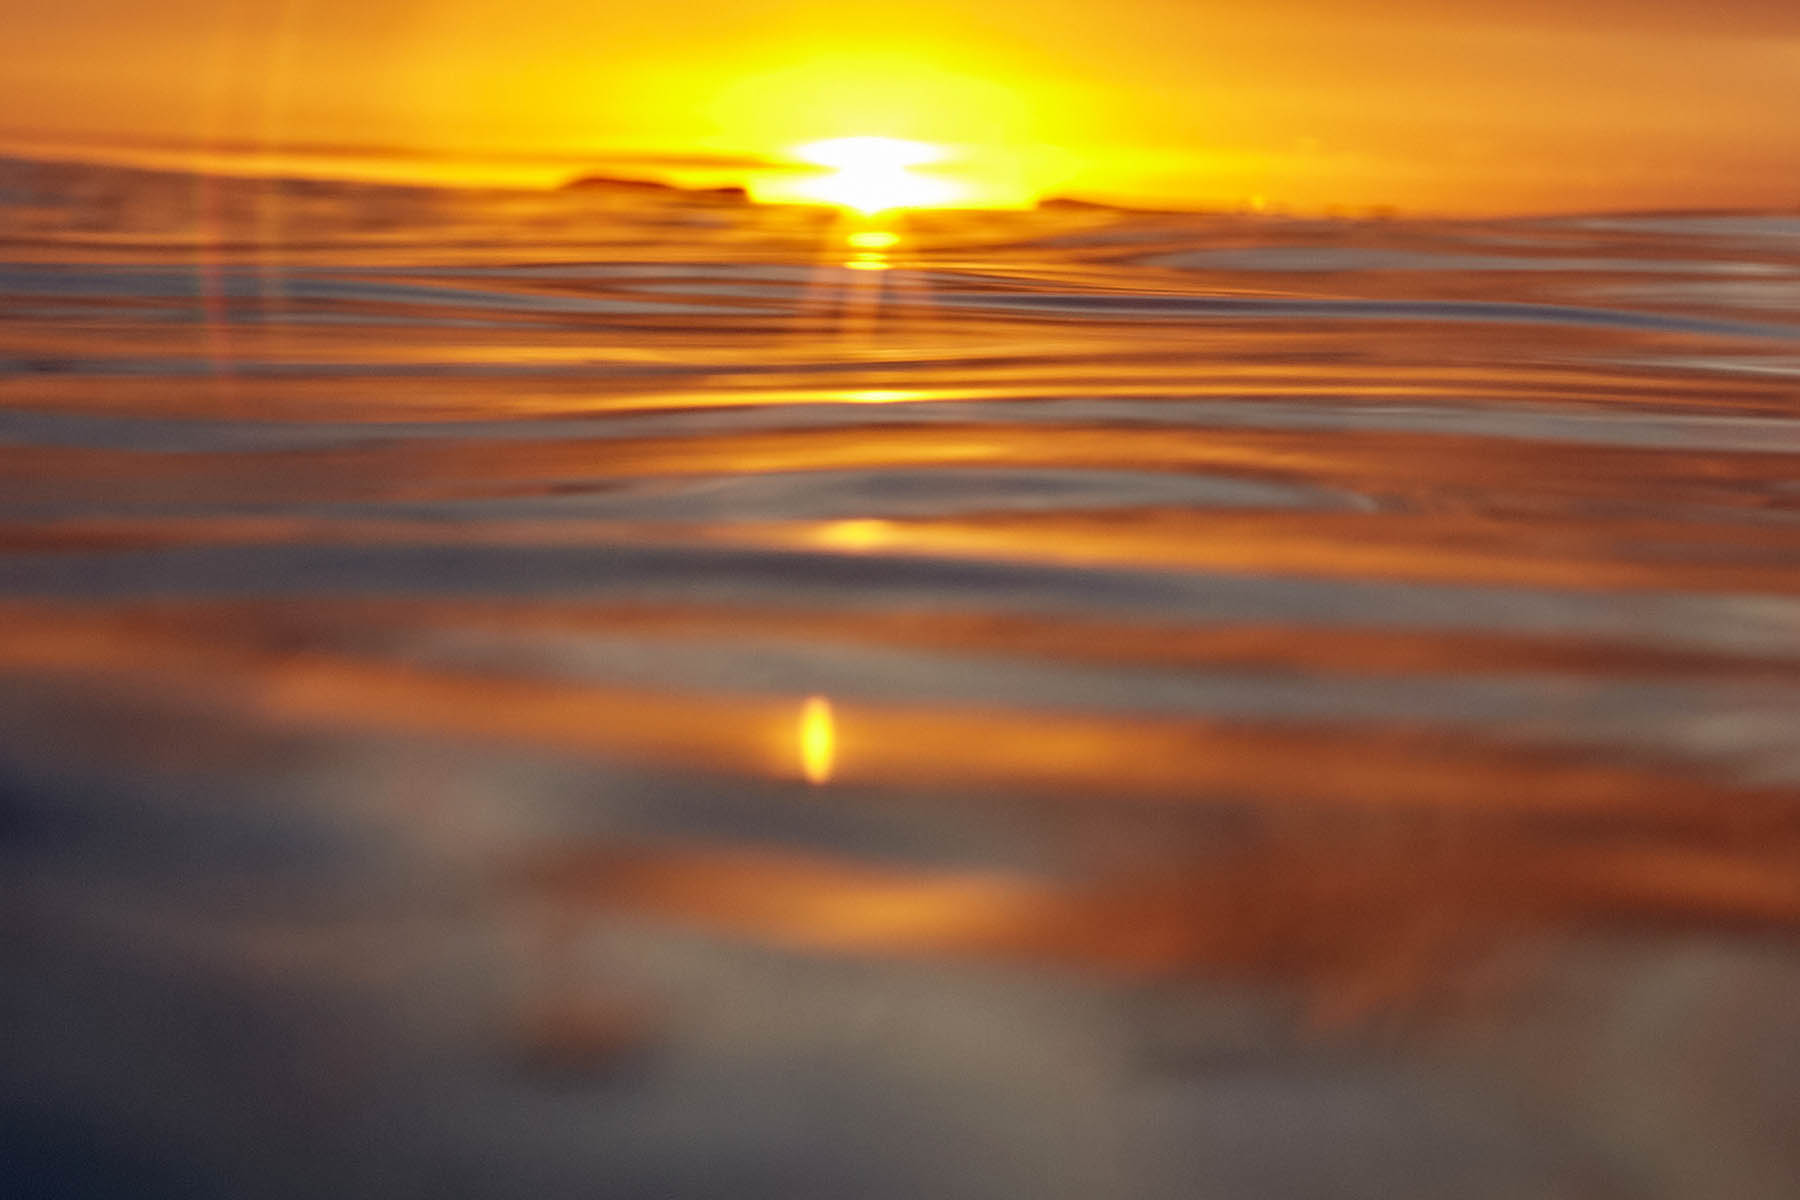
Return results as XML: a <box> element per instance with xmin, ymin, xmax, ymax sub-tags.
<box><xmin>814</xmin><ymin>519</ymin><xmax>896</xmax><ymax>551</ymax></box>
<box><xmin>839</xmin><ymin>388</ymin><xmax>914</xmax><ymax>403</ymax></box>
<box><xmin>799</xmin><ymin>694</ymin><xmax>836</xmax><ymax>785</ymax></box>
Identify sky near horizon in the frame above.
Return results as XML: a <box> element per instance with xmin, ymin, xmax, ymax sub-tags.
<box><xmin>2</xmin><ymin>0</ymin><xmax>1797</xmax><ymax>212</ymax></box>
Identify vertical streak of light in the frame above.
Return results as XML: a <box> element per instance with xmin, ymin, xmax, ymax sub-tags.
<box><xmin>799</xmin><ymin>695</ymin><xmax>836</xmax><ymax>785</ymax></box>
<box><xmin>255</xmin><ymin>0</ymin><xmax>307</xmax><ymax>327</ymax></box>
<box><xmin>194</xmin><ymin>0</ymin><xmax>243</xmax><ymax>398</ymax></box>
<box><xmin>196</xmin><ymin>172</ymin><xmax>234</xmax><ymax>391</ymax></box>
<box><xmin>839</xmin><ymin>251</ymin><xmax>889</xmax><ymax>342</ymax></box>
<box><xmin>791</xmin><ymin>214</ymin><xmax>904</xmax><ymax>346</ymax></box>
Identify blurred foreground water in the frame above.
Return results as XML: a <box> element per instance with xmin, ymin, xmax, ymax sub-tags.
<box><xmin>3</xmin><ymin>153</ymin><xmax>1800</xmax><ymax>1199</ymax></box>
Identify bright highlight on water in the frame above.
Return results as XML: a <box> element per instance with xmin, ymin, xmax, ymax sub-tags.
<box><xmin>799</xmin><ymin>694</ymin><xmax>837</xmax><ymax>784</ymax></box>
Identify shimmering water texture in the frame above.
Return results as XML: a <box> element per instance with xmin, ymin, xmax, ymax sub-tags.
<box><xmin>4</xmin><ymin>156</ymin><xmax>1800</xmax><ymax>1199</ymax></box>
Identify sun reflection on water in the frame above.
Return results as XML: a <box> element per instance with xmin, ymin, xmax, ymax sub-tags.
<box><xmin>842</xmin><ymin>225</ymin><xmax>899</xmax><ymax>270</ymax></box>
<box><xmin>839</xmin><ymin>389</ymin><xmax>914</xmax><ymax>403</ymax></box>
<box><xmin>799</xmin><ymin>694</ymin><xmax>836</xmax><ymax>785</ymax></box>
<box><xmin>813</xmin><ymin>519</ymin><xmax>896</xmax><ymax>551</ymax></box>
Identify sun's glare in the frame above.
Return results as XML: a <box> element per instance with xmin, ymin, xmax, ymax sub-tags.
<box><xmin>748</xmin><ymin>135</ymin><xmax>981</xmax><ymax>214</ymax></box>
<box><xmin>795</xmin><ymin>136</ymin><xmax>964</xmax><ymax>214</ymax></box>
<box><xmin>801</xmin><ymin>136</ymin><xmax>941</xmax><ymax>172</ymax></box>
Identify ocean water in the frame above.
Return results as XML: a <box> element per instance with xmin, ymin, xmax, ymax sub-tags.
<box><xmin>4</xmin><ymin>154</ymin><xmax>1800</xmax><ymax>1199</ymax></box>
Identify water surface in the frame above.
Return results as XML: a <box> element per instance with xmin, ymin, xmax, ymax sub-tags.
<box><xmin>4</xmin><ymin>154</ymin><xmax>1799</xmax><ymax>1199</ymax></box>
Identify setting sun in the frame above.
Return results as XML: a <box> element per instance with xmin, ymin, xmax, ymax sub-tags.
<box><xmin>747</xmin><ymin>135</ymin><xmax>1040</xmax><ymax>213</ymax></box>
<box><xmin>751</xmin><ymin>136</ymin><xmax>967</xmax><ymax>213</ymax></box>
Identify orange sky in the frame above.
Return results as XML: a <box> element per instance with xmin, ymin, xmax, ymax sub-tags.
<box><xmin>3</xmin><ymin>0</ymin><xmax>1797</xmax><ymax>212</ymax></box>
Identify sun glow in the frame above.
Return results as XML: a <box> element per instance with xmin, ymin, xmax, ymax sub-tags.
<box><xmin>754</xmin><ymin>136</ymin><xmax>967</xmax><ymax>214</ymax></box>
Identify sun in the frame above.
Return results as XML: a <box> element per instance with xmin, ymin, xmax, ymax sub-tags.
<box><xmin>801</xmin><ymin>135</ymin><xmax>942</xmax><ymax>173</ymax></box>
<box><xmin>752</xmin><ymin>136</ymin><xmax>973</xmax><ymax>214</ymax></box>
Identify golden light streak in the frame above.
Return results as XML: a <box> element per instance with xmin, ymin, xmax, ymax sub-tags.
<box><xmin>813</xmin><ymin>519</ymin><xmax>895</xmax><ymax>551</ymax></box>
<box><xmin>799</xmin><ymin>694</ymin><xmax>835</xmax><ymax>785</ymax></box>
<box><xmin>839</xmin><ymin>389</ymin><xmax>913</xmax><ymax>403</ymax></box>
